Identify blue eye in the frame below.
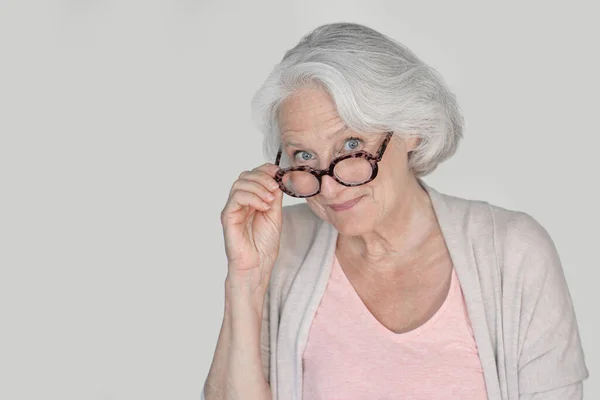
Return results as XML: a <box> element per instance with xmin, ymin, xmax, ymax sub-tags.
<box><xmin>294</xmin><ymin>151</ymin><xmax>314</xmax><ymax>163</ymax></box>
<box><xmin>344</xmin><ymin>138</ymin><xmax>362</xmax><ymax>151</ymax></box>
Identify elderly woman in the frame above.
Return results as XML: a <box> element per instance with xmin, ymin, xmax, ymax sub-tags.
<box><xmin>202</xmin><ymin>23</ymin><xmax>588</xmax><ymax>400</ymax></box>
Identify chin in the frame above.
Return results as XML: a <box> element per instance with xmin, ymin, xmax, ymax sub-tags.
<box><xmin>326</xmin><ymin>209</ymin><xmax>376</xmax><ymax>236</ymax></box>
<box><xmin>332</xmin><ymin>219</ymin><xmax>374</xmax><ymax>237</ymax></box>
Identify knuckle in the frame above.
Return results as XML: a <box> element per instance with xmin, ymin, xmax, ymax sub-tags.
<box><xmin>229</xmin><ymin>188</ymin><xmax>242</xmax><ymax>199</ymax></box>
<box><xmin>255</xmin><ymin>172</ymin><xmax>273</xmax><ymax>184</ymax></box>
<box><xmin>231</xmin><ymin>179</ymin><xmax>248</xmax><ymax>191</ymax></box>
<box><xmin>238</xmin><ymin>170</ymin><xmax>250</xmax><ymax>179</ymax></box>
<box><xmin>220</xmin><ymin>208</ymin><xmax>228</xmax><ymax>222</ymax></box>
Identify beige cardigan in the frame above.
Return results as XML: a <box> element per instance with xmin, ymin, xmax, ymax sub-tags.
<box><xmin>203</xmin><ymin>178</ymin><xmax>589</xmax><ymax>399</ymax></box>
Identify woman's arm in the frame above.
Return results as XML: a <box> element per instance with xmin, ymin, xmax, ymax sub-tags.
<box><xmin>514</xmin><ymin>215</ymin><xmax>589</xmax><ymax>399</ymax></box>
<box><xmin>202</xmin><ymin>279</ymin><xmax>271</xmax><ymax>400</ymax></box>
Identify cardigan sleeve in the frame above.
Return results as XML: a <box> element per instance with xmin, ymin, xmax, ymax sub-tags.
<box><xmin>515</xmin><ymin>214</ymin><xmax>589</xmax><ymax>397</ymax></box>
<box><xmin>260</xmin><ymin>284</ymin><xmax>271</xmax><ymax>384</ymax></box>
<box><xmin>519</xmin><ymin>382</ymin><xmax>583</xmax><ymax>400</ymax></box>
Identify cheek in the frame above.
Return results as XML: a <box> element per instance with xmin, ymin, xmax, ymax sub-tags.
<box><xmin>362</xmin><ymin>178</ymin><xmax>397</xmax><ymax>212</ymax></box>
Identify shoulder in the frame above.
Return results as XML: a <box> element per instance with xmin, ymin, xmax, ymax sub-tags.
<box><xmin>487</xmin><ymin>202</ymin><xmax>560</xmax><ymax>271</ymax></box>
<box><xmin>437</xmin><ymin>188</ymin><xmax>560</xmax><ymax>280</ymax></box>
<box><xmin>476</xmin><ymin>199</ymin><xmax>563</xmax><ymax>290</ymax></box>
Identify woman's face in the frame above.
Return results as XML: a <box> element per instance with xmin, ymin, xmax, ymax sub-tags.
<box><xmin>277</xmin><ymin>86</ymin><xmax>418</xmax><ymax>236</ymax></box>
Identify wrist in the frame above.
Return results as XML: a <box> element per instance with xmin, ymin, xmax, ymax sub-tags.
<box><xmin>225</xmin><ymin>264</ymin><xmax>271</xmax><ymax>291</ymax></box>
<box><xmin>224</xmin><ymin>275</ymin><xmax>268</xmax><ymax>309</ymax></box>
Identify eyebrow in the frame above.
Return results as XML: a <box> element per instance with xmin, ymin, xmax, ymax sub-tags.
<box><xmin>281</xmin><ymin>125</ymin><xmax>350</xmax><ymax>148</ymax></box>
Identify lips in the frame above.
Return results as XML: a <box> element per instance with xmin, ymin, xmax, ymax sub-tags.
<box><xmin>329</xmin><ymin>196</ymin><xmax>364</xmax><ymax>211</ymax></box>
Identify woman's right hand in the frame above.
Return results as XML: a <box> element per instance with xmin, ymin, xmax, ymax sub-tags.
<box><xmin>220</xmin><ymin>163</ymin><xmax>283</xmax><ymax>289</ymax></box>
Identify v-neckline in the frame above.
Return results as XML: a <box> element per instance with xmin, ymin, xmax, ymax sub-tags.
<box><xmin>332</xmin><ymin>254</ymin><xmax>457</xmax><ymax>341</ymax></box>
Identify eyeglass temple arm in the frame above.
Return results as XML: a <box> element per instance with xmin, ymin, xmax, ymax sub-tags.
<box><xmin>275</xmin><ymin>148</ymin><xmax>282</xmax><ymax>166</ymax></box>
<box><xmin>375</xmin><ymin>131</ymin><xmax>394</xmax><ymax>160</ymax></box>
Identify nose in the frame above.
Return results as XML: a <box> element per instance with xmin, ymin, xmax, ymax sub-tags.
<box><xmin>319</xmin><ymin>175</ymin><xmax>344</xmax><ymax>199</ymax></box>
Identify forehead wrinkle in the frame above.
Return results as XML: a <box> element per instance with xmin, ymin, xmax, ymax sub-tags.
<box><xmin>325</xmin><ymin>123</ymin><xmax>349</xmax><ymax>141</ymax></box>
<box><xmin>278</xmin><ymin>96</ymin><xmax>347</xmax><ymax>141</ymax></box>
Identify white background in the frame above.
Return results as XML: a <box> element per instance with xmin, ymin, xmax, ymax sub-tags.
<box><xmin>1</xmin><ymin>1</ymin><xmax>598</xmax><ymax>399</ymax></box>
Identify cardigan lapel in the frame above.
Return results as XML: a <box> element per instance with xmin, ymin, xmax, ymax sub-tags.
<box><xmin>276</xmin><ymin>217</ymin><xmax>338</xmax><ymax>400</ymax></box>
<box><xmin>419</xmin><ymin>178</ymin><xmax>502</xmax><ymax>399</ymax></box>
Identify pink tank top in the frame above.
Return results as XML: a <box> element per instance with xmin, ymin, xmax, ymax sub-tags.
<box><xmin>302</xmin><ymin>255</ymin><xmax>488</xmax><ymax>399</ymax></box>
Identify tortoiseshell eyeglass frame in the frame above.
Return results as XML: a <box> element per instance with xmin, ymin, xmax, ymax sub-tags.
<box><xmin>273</xmin><ymin>131</ymin><xmax>394</xmax><ymax>198</ymax></box>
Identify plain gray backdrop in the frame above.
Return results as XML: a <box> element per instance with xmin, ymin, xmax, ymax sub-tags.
<box><xmin>1</xmin><ymin>1</ymin><xmax>597</xmax><ymax>399</ymax></box>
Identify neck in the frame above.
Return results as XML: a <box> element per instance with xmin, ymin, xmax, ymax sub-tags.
<box><xmin>337</xmin><ymin>176</ymin><xmax>438</xmax><ymax>272</ymax></box>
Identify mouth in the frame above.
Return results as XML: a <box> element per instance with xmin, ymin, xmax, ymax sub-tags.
<box><xmin>328</xmin><ymin>196</ymin><xmax>364</xmax><ymax>212</ymax></box>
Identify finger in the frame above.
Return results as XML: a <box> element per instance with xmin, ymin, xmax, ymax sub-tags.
<box><xmin>238</xmin><ymin>169</ymin><xmax>280</xmax><ymax>193</ymax></box>
<box><xmin>252</xmin><ymin>163</ymin><xmax>281</xmax><ymax>179</ymax></box>
<box><xmin>231</xmin><ymin>179</ymin><xmax>276</xmax><ymax>204</ymax></box>
<box><xmin>250</xmin><ymin>165</ymin><xmax>283</xmax><ymax>219</ymax></box>
<box><xmin>265</xmin><ymin>180</ymin><xmax>283</xmax><ymax>217</ymax></box>
<box><xmin>224</xmin><ymin>189</ymin><xmax>271</xmax><ymax>216</ymax></box>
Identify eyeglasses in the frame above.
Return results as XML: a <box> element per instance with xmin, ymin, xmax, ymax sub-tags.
<box><xmin>274</xmin><ymin>131</ymin><xmax>393</xmax><ymax>198</ymax></box>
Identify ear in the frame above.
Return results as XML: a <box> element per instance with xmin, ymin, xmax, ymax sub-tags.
<box><xmin>405</xmin><ymin>136</ymin><xmax>421</xmax><ymax>152</ymax></box>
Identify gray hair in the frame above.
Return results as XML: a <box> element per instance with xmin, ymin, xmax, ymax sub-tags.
<box><xmin>250</xmin><ymin>22</ymin><xmax>464</xmax><ymax>177</ymax></box>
